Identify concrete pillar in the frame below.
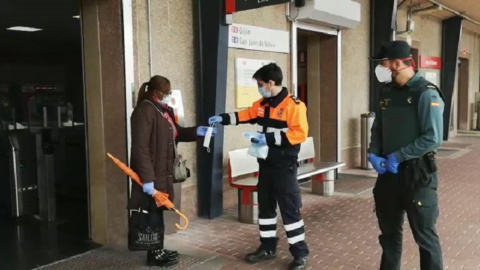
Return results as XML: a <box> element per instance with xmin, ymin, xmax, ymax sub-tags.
<box><xmin>82</xmin><ymin>0</ymin><xmax>128</xmax><ymax>249</ymax></box>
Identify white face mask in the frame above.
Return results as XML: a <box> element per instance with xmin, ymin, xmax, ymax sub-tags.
<box><xmin>160</xmin><ymin>94</ymin><xmax>172</xmax><ymax>105</ymax></box>
<box><xmin>375</xmin><ymin>65</ymin><xmax>392</xmax><ymax>83</ymax></box>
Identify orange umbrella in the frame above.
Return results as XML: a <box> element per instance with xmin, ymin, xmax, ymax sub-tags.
<box><xmin>106</xmin><ymin>153</ymin><xmax>189</xmax><ymax>230</ymax></box>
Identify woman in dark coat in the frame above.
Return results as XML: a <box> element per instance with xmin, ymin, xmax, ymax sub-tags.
<box><xmin>128</xmin><ymin>75</ymin><xmax>214</xmax><ymax>267</ymax></box>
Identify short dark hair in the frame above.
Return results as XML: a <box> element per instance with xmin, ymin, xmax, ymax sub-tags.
<box><xmin>252</xmin><ymin>63</ymin><xmax>283</xmax><ymax>86</ymax></box>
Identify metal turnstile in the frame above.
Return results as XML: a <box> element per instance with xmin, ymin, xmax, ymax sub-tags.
<box><xmin>36</xmin><ymin>129</ymin><xmax>57</xmax><ymax>222</ymax></box>
<box><xmin>0</xmin><ymin>130</ymin><xmax>11</xmax><ymax>216</ymax></box>
<box><xmin>8</xmin><ymin>130</ymin><xmax>39</xmax><ymax>217</ymax></box>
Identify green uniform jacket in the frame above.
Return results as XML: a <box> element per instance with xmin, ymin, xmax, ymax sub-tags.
<box><xmin>369</xmin><ymin>73</ymin><xmax>445</xmax><ymax>162</ymax></box>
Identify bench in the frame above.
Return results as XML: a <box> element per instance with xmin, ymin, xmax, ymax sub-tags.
<box><xmin>227</xmin><ymin>137</ymin><xmax>345</xmax><ymax>224</ymax></box>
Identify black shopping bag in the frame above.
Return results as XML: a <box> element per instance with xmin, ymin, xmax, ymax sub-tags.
<box><xmin>128</xmin><ymin>210</ymin><xmax>163</xmax><ymax>251</ymax></box>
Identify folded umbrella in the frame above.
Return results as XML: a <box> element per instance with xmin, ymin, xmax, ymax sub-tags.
<box><xmin>106</xmin><ymin>153</ymin><xmax>189</xmax><ymax>230</ymax></box>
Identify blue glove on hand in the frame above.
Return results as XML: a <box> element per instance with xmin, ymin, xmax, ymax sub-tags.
<box><xmin>143</xmin><ymin>182</ymin><xmax>155</xmax><ymax>196</ymax></box>
<box><xmin>208</xmin><ymin>116</ymin><xmax>223</xmax><ymax>125</ymax></box>
<box><xmin>250</xmin><ymin>133</ymin><xmax>267</xmax><ymax>145</ymax></box>
<box><xmin>197</xmin><ymin>126</ymin><xmax>217</xmax><ymax>137</ymax></box>
<box><xmin>386</xmin><ymin>153</ymin><xmax>400</xmax><ymax>174</ymax></box>
<box><xmin>367</xmin><ymin>153</ymin><xmax>387</xmax><ymax>174</ymax></box>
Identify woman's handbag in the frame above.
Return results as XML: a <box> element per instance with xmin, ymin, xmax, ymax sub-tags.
<box><xmin>173</xmin><ymin>145</ymin><xmax>190</xmax><ymax>183</ymax></box>
<box><xmin>128</xmin><ymin>209</ymin><xmax>164</xmax><ymax>251</ymax></box>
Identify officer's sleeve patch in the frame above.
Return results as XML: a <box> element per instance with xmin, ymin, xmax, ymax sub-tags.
<box><xmin>431</xmin><ymin>102</ymin><xmax>440</xmax><ymax>107</ymax></box>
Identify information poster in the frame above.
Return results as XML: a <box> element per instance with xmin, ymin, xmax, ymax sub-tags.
<box><xmin>235</xmin><ymin>58</ymin><xmax>274</xmax><ymax>108</ymax></box>
<box><xmin>168</xmin><ymin>90</ymin><xmax>185</xmax><ymax>126</ymax></box>
<box><xmin>425</xmin><ymin>72</ymin><xmax>438</xmax><ymax>86</ymax></box>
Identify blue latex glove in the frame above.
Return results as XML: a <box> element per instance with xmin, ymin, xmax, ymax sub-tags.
<box><xmin>386</xmin><ymin>153</ymin><xmax>400</xmax><ymax>174</ymax></box>
<box><xmin>243</xmin><ymin>132</ymin><xmax>258</xmax><ymax>139</ymax></box>
<box><xmin>197</xmin><ymin>126</ymin><xmax>217</xmax><ymax>137</ymax></box>
<box><xmin>250</xmin><ymin>133</ymin><xmax>267</xmax><ymax>145</ymax></box>
<box><xmin>367</xmin><ymin>153</ymin><xmax>387</xmax><ymax>174</ymax></box>
<box><xmin>143</xmin><ymin>182</ymin><xmax>155</xmax><ymax>196</ymax></box>
<box><xmin>208</xmin><ymin>116</ymin><xmax>222</xmax><ymax>125</ymax></box>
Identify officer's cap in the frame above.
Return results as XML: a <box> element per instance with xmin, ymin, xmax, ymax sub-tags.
<box><xmin>370</xmin><ymin>40</ymin><xmax>411</xmax><ymax>61</ymax></box>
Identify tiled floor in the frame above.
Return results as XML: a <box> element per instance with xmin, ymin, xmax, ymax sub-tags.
<box><xmin>166</xmin><ymin>135</ymin><xmax>480</xmax><ymax>269</ymax></box>
<box><xmin>31</xmin><ymin>135</ymin><xmax>480</xmax><ymax>270</ymax></box>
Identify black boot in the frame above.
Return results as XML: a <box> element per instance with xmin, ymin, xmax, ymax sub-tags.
<box><xmin>163</xmin><ymin>249</ymin><xmax>179</xmax><ymax>258</ymax></box>
<box><xmin>289</xmin><ymin>257</ymin><xmax>307</xmax><ymax>270</ymax></box>
<box><xmin>245</xmin><ymin>248</ymin><xmax>276</xmax><ymax>263</ymax></box>
<box><xmin>147</xmin><ymin>249</ymin><xmax>178</xmax><ymax>267</ymax></box>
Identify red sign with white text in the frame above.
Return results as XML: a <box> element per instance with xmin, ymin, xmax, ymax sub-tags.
<box><xmin>419</xmin><ymin>56</ymin><xmax>442</xmax><ymax>69</ymax></box>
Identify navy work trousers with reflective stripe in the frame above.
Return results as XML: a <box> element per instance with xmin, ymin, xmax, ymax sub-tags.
<box><xmin>373</xmin><ymin>172</ymin><xmax>443</xmax><ymax>270</ymax></box>
<box><xmin>257</xmin><ymin>163</ymin><xmax>309</xmax><ymax>258</ymax></box>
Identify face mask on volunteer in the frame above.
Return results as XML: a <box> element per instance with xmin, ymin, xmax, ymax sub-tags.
<box><xmin>375</xmin><ymin>65</ymin><xmax>393</xmax><ymax>83</ymax></box>
<box><xmin>258</xmin><ymin>82</ymin><xmax>273</xmax><ymax>98</ymax></box>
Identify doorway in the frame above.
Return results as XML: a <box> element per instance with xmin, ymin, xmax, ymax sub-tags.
<box><xmin>0</xmin><ymin>0</ymin><xmax>96</xmax><ymax>269</ymax></box>
<box><xmin>457</xmin><ymin>58</ymin><xmax>469</xmax><ymax>131</ymax></box>
<box><xmin>411</xmin><ymin>48</ymin><xmax>419</xmax><ymax>72</ymax></box>
<box><xmin>296</xmin><ymin>29</ymin><xmax>338</xmax><ymax>162</ymax></box>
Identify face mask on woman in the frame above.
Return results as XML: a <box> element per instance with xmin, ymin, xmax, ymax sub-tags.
<box><xmin>154</xmin><ymin>91</ymin><xmax>172</xmax><ymax>106</ymax></box>
<box><xmin>160</xmin><ymin>94</ymin><xmax>172</xmax><ymax>105</ymax></box>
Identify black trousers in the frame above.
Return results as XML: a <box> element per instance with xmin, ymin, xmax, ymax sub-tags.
<box><xmin>257</xmin><ymin>163</ymin><xmax>309</xmax><ymax>258</ymax></box>
<box><xmin>373</xmin><ymin>172</ymin><xmax>443</xmax><ymax>270</ymax></box>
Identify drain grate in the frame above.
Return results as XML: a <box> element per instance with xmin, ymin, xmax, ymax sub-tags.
<box><xmin>34</xmin><ymin>247</ymin><xmax>204</xmax><ymax>270</ymax></box>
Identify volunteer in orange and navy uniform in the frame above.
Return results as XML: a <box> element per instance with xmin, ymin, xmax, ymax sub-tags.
<box><xmin>209</xmin><ymin>63</ymin><xmax>309</xmax><ymax>270</ymax></box>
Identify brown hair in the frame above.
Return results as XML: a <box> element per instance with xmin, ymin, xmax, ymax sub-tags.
<box><xmin>136</xmin><ymin>75</ymin><xmax>171</xmax><ymax>106</ymax></box>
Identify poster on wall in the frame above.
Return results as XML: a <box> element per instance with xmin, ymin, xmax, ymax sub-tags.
<box><xmin>235</xmin><ymin>58</ymin><xmax>274</xmax><ymax>108</ymax></box>
<box><xmin>168</xmin><ymin>90</ymin><xmax>185</xmax><ymax>126</ymax></box>
<box><xmin>425</xmin><ymin>72</ymin><xmax>438</xmax><ymax>86</ymax></box>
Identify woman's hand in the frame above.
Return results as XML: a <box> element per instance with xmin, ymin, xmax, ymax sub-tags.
<box><xmin>197</xmin><ymin>126</ymin><xmax>217</xmax><ymax>137</ymax></box>
<box><xmin>142</xmin><ymin>182</ymin><xmax>156</xmax><ymax>195</ymax></box>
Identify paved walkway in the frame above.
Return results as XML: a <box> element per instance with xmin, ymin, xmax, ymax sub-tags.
<box><xmin>37</xmin><ymin>134</ymin><xmax>480</xmax><ymax>270</ymax></box>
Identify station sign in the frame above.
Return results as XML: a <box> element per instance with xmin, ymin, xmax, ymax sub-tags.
<box><xmin>419</xmin><ymin>56</ymin><xmax>442</xmax><ymax>69</ymax></box>
<box><xmin>226</xmin><ymin>0</ymin><xmax>292</xmax><ymax>14</ymax></box>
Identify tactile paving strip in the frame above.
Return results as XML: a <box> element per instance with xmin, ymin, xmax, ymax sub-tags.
<box><xmin>33</xmin><ymin>247</ymin><xmax>204</xmax><ymax>270</ymax></box>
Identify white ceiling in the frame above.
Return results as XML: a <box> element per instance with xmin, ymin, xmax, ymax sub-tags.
<box><xmin>0</xmin><ymin>0</ymin><xmax>81</xmax><ymax>53</ymax></box>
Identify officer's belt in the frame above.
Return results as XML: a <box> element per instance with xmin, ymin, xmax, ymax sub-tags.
<box><xmin>397</xmin><ymin>152</ymin><xmax>437</xmax><ymax>189</ymax></box>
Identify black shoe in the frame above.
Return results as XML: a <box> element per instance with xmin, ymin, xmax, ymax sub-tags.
<box><xmin>149</xmin><ymin>249</ymin><xmax>178</xmax><ymax>258</ymax></box>
<box><xmin>289</xmin><ymin>257</ymin><xmax>307</xmax><ymax>270</ymax></box>
<box><xmin>245</xmin><ymin>248</ymin><xmax>276</xmax><ymax>263</ymax></box>
<box><xmin>147</xmin><ymin>250</ymin><xmax>178</xmax><ymax>267</ymax></box>
<box><xmin>163</xmin><ymin>249</ymin><xmax>179</xmax><ymax>258</ymax></box>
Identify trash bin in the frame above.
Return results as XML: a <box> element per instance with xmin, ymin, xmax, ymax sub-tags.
<box><xmin>238</xmin><ymin>189</ymin><xmax>258</xmax><ymax>224</ymax></box>
<box><xmin>361</xmin><ymin>112</ymin><xmax>375</xmax><ymax>170</ymax></box>
<box><xmin>477</xmin><ymin>101</ymin><xmax>480</xmax><ymax>130</ymax></box>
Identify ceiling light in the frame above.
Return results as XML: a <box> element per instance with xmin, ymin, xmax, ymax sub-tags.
<box><xmin>73</xmin><ymin>15</ymin><xmax>80</xmax><ymax>19</ymax></box>
<box><xmin>7</xmin><ymin>26</ymin><xmax>42</xmax><ymax>32</ymax></box>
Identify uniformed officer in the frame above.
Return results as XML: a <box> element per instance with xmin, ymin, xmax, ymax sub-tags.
<box><xmin>209</xmin><ymin>63</ymin><xmax>309</xmax><ymax>270</ymax></box>
<box><xmin>368</xmin><ymin>40</ymin><xmax>444</xmax><ymax>270</ymax></box>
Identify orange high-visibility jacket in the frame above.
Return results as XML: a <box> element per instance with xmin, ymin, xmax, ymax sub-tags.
<box><xmin>220</xmin><ymin>88</ymin><xmax>309</xmax><ymax>163</ymax></box>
